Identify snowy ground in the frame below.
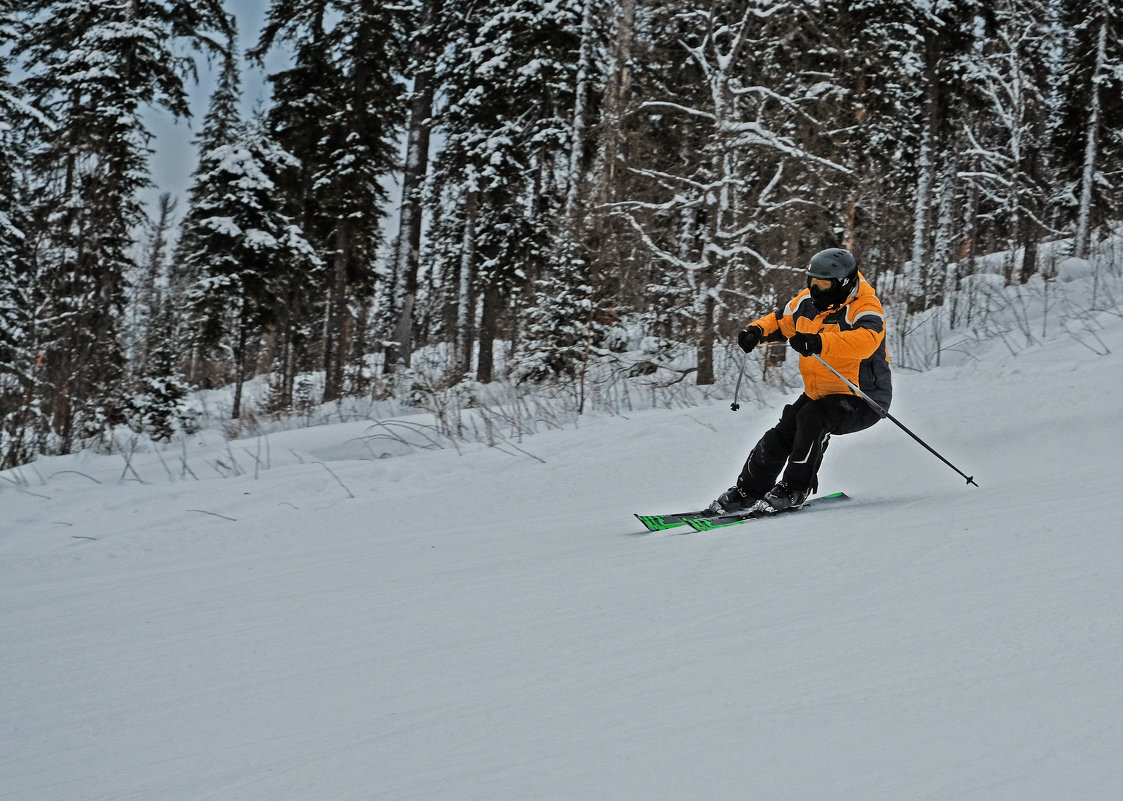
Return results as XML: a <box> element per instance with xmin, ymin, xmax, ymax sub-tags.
<box><xmin>3</xmin><ymin>293</ymin><xmax>1123</xmax><ymax>800</ymax></box>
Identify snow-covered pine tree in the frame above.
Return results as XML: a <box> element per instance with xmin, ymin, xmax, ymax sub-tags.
<box><xmin>317</xmin><ymin>0</ymin><xmax>410</xmax><ymax>401</ymax></box>
<box><xmin>195</xmin><ymin>29</ymin><xmax>243</xmax><ymax>165</ymax></box>
<box><xmin>175</xmin><ymin>27</ymin><xmax>244</xmax><ymax>387</ymax></box>
<box><xmin>821</xmin><ymin>0</ymin><xmax>927</xmax><ymax>275</ymax></box>
<box><xmin>15</xmin><ymin>0</ymin><xmax>231</xmax><ymax>453</ymax></box>
<box><xmin>131</xmin><ymin>193</ymin><xmax>178</xmax><ymax>375</ymax></box>
<box><xmin>249</xmin><ymin>0</ymin><xmax>339</xmax><ymax>408</ymax></box>
<box><xmin>0</xmin><ymin>5</ymin><xmax>33</xmax><ymax>302</ymax></box>
<box><xmin>585</xmin><ymin>0</ymin><xmax>636</xmax><ymax>246</ymax></box>
<box><xmin>0</xmin><ymin>8</ymin><xmax>27</xmax><ymax>313</ymax></box>
<box><xmin>894</xmin><ymin>0</ymin><xmax>991</xmax><ymax>315</ymax></box>
<box><xmin>516</xmin><ymin>0</ymin><xmax>621</xmax><ymax>388</ymax></box>
<box><xmin>960</xmin><ymin>0</ymin><xmax>1056</xmax><ymax>285</ymax></box>
<box><xmin>0</xmin><ymin>3</ymin><xmax>47</xmax><ymax>467</ymax></box>
<box><xmin>1054</xmin><ymin>0</ymin><xmax>1123</xmax><ymax>259</ymax></box>
<box><xmin>252</xmin><ymin>0</ymin><xmax>411</xmax><ymax>402</ymax></box>
<box><xmin>181</xmin><ymin>114</ymin><xmax>321</xmax><ymax>420</ymax></box>
<box><xmin>516</xmin><ymin>262</ymin><xmax>597</xmax><ymax>385</ymax></box>
<box><xmin>428</xmin><ymin>0</ymin><xmax>584</xmax><ymax>384</ymax></box>
<box><xmin>125</xmin><ymin>192</ymin><xmax>193</xmax><ymax>442</ymax></box>
<box><xmin>127</xmin><ymin>324</ymin><xmax>194</xmax><ymax>442</ymax></box>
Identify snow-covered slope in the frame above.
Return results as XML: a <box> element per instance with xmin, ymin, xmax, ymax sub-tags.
<box><xmin>3</xmin><ymin>298</ymin><xmax>1122</xmax><ymax>800</ymax></box>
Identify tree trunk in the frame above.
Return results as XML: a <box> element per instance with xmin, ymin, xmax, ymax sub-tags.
<box><xmin>1004</xmin><ymin>140</ymin><xmax>1023</xmax><ymax>286</ymax></box>
<box><xmin>697</xmin><ymin>290</ymin><xmax>715</xmax><ymax>385</ymax></box>
<box><xmin>589</xmin><ymin>0</ymin><xmax>635</xmax><ymax>210</ymax></box>
<box><xmin>908</xmin><ymin>35</ymin><xmax>946</xmax><ymax>316</ymax></box>
<box><xmin>960</xmin><ymin>180</ymin><xmax>980</xmax><ymax>281</ymax></box>
<box><xmin>386</xmin><ymin>0</ymin><xmax>436</xmax><ymax>372</ymax></box>
<box><xmin>1074</xmin><ymin>18</ymin><xmax>1107</xmax><ymax>259</ymax></box>
<box><xmin>455</xmin><ymin>190</ymin><xmax>477</xmax><ymax>379</ymax></box>
<box><xmin>930</xmin><ymin>154</ymin><xmax>957</xmax><ymax>307</ymax></box>
<box><xmin>232</xmin><ymin>303</ymin><xmax>248</xmax><ymax>420</ymax></box>
<box><xmin>1020</xmin><ymin>233</ymin><xmax>1039</xmax><ymax>286</ymax></box>
<box><xmin>476</xmin><ymin>281</ymin><xmax>500</xmax><ymax>383</ymax></box>
<box><xmin>908</xmin><ymin>94</ymin><xmax>936</xmax><ymax>315</ymax></box>
<box><xmin>1019</xmin><ymin>105</ymin><xmax>1048</xmax><ymax>284</ymax></box>
<box><xmin>138</xmin><ymin>192</ymin><xmax>175</xmax><ymax>370</ymax></box>
<box><xmin>323</xmin><ymin>224</ymin><xmax>350</xmax><ymax>402</ymax></box>
<box><xmin>564</xmin><ymin>0</ymin><xmax>596</xmax><ymax>219</ymax></box>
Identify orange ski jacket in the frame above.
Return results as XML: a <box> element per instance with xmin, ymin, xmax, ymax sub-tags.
<box><xmin>749</xmin><ymin>272</ymin><xmax>892</xmax><ymax>408</ymax></box>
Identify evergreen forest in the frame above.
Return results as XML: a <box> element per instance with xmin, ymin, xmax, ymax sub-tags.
<box><xmin>1</xmin><ymin>0</ymin><xmax>1121</xmax><ymax>468</ymax></box>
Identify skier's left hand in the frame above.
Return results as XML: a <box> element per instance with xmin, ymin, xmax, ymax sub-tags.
<box><xmin>789</xmin><ymin>332</ymin><xmax>823</xmax><ymax>356</ymax></box>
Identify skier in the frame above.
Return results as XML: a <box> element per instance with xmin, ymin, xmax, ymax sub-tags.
<box><xmin>709</xmin><ymin>247</ymin><xmax>892</xmax><ymax>514</ymax></box>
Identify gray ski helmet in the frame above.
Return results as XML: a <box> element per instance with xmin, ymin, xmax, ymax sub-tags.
<box><xmin>807</xmin><ymin>248</ymin><xmax>858</xmax><ymax>281</ymax></box>
<box><xmin>807</xmin><ymin>248</ymin><xmax>859</xmax><ymax>310</ymax></box>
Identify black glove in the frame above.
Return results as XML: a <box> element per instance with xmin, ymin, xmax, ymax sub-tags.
<box><xmin>737</xmin><ymin>325</ymin><xmax>763</xmax><ymax>353</ymax></box>
<box><xmin>789</xmin><ymin>332</ymin><xmax>823</xmax><ymax>356</ymax></box>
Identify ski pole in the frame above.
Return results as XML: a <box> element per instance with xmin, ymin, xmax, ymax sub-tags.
<box><xmin>730</xmin><ymin>350</ymin><xmax>748</xmax><ymax>411</ymax></box>
<box><xmin>811</xmin><ymin>353</ymin><xmax>978</xmax><ymax>487</ymax></box>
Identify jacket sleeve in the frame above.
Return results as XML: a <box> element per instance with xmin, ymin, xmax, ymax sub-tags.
<box><xmin>749</xmin><ymin>292</ymin><xmax>804</xmax><ymax>342</ymax></box>
<box><xmin>819</xmin><ymin>301</ymin><xmax>886</xmax><ymax>361</ymax></box>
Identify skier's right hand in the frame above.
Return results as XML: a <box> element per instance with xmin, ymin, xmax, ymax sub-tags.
<box><xmin>738</xmin><ymin>325</ymin><xmax>763</xmax><ymax>353</ymax></box>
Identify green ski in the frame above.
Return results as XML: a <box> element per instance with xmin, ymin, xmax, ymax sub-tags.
<box><xmin>684</xmin><ymin>492</ymin><xmax>851</xmax><ymax>531</ymax></box>
<box><xmin>634</xmin><ymin>509</ymin><xmax>716</xmax><ymax>532</ymax></box>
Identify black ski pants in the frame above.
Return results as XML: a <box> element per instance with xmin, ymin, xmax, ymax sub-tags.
<box><xmin>737</xmin><ymin>393</ymin><xmax>881</xmax><ymax>497</ymax></box>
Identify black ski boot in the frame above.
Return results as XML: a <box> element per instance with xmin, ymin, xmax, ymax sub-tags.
<box><xmin>707</xmin><ymin>486</ymin><xmax>759</xmax><ymax>515</ymax></box>
<box><xmin>758</xmin><ymin>481</ymin><xmax>812</xmax><ymax>513</ymax></box>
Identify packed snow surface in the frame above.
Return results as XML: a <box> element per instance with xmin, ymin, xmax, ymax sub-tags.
<box><xmin>3</xmin><ymin>303</ymin><xmax>1123</xmax><ymax>800</ymax></box>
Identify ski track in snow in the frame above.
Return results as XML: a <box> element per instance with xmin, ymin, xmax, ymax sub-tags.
<box><xmin>2</xmin><ymin>307</ymin><xmax>1123</xmax><ymax>800</ymax></box>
